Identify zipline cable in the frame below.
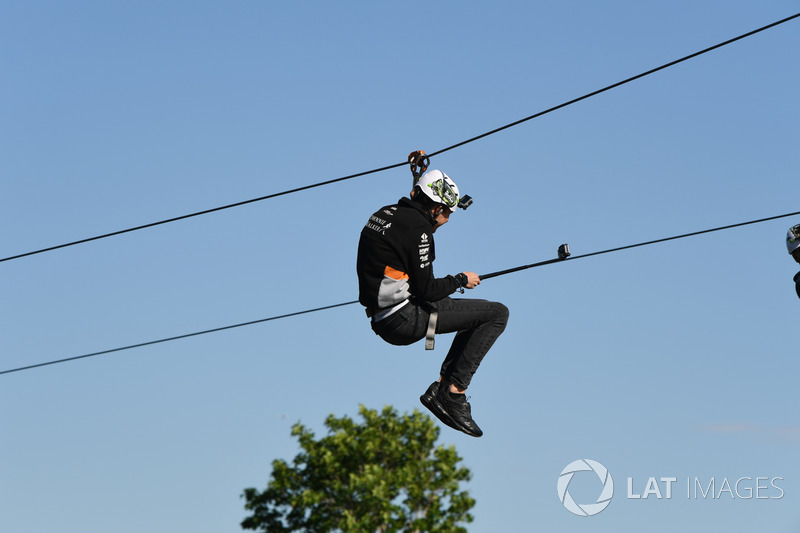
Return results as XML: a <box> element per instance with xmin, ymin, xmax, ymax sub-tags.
<box><xmin>0</xmin><ymin>165</ymin><xmax>406</xmax><ymax>264</ymax></box>
<box><xmin>428</xmin><ymin>11</ymin><xmax>800</xmax><ymax>158</ymax></box>
<box><xmin>480</xmin><ymin>209</ymin><xmax>800</xmax><ymax>279</ymax></box>
<box><xmin>3</xmin><ymin>209</ymin><xmax>798</xmax><ymax>377</ymax></box>
<box><xmin>0</xmin><ymin>300</ymin><xmax>358</xmax><ymax>376</ymax></box>
<box><xmin>2</xmin><ymin>12</ymin><xmax>798</xmax><ymax>265</ymax></box>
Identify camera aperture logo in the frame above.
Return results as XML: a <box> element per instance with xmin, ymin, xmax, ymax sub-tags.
<box><xmin>557</xmin><ymin>459</ymin><xmax>614</xmax><ymax>517</ymax></box>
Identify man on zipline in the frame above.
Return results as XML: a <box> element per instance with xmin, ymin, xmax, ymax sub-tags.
<box><xmin>356</xmin><ymin>169</ymin><xmax>509</xmax><ymax>437</ymax></box>
<box><xmin>787</xmin><ymin>224</ymin><xmax>800</xmax><ymax>299</ymax></box>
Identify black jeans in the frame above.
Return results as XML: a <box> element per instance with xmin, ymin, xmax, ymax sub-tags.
<box><xmin>371</xmin><ymin>297</ymin><xmax>509</xmax><ymax>390</ymax></box>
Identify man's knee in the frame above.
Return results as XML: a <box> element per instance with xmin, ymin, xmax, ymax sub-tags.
<box><xmin>493</xmin><ymin>302</ymin><xmax>509</xmax><ymax>327</ymax></box>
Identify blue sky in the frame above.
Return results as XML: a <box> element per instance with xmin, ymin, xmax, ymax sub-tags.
<box><xmin>2</xmin><ymin>2</ymin><xmax>799</xmax><ymax>532</ymax></box>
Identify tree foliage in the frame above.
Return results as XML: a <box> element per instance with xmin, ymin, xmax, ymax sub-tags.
<box><xmin>241</xmin><ymin>405</ymin><xmax>475</xmax><ymax>532</ymax></box>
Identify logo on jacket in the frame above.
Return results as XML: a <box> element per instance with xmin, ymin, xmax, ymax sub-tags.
<box><xmin>366</xmin><ymin>215</ymin><xmax>392</xmax><ymax>235</ymax></box>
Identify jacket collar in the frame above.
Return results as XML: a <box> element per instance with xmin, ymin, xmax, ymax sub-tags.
<box><xmin>398</xmin><ymin>196</ymin><xmax>436</xmax><ymax>227</ymax></box>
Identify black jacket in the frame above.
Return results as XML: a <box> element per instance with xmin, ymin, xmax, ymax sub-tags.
<box><xmin>357</xmin><ymin>197</ymin><xmax>460</xmax><ymax>310</ymax></box>
<box><xmin>794</xmin><ymin>271</ymin><xmax>800</xmax><ymax>300</ymax></box>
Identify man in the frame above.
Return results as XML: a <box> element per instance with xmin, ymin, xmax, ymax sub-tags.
<box><xmin>787</xmin><ymin>224</ymin><xmax>800</xmax><ymax>299</ymax></box>
<box><xmin>356</xmin><ymin>169</ymin><xmax>509</xmax><ymax>437</ymax></box>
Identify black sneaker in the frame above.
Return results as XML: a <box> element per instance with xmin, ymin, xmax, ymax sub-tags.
<box><xmin>434</xmin><ymin>387</ymin><xmax>483</xmax><ymax>438</ymax></box>
<box><xmin>419</xmin><ymin>382</ymin><xmax>461</xmax><ymax>432</ymax></box>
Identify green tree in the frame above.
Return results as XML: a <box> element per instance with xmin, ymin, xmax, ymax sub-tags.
<box><xmin>241</xmin><ymin>405</ymin><xmax>475</xmax><ymax>533</ymax></box>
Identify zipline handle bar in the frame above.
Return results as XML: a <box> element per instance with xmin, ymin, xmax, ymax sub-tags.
<box><xmin>480</xmin><ymin>244</ymin><xmax>570</xmax><ymax>280</ymax></box>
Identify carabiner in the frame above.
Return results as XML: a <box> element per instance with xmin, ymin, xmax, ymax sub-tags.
<box><xmin>408</xmin><ymin>150</ymin><xmax>430</xmax><ymax>184</ymax></box>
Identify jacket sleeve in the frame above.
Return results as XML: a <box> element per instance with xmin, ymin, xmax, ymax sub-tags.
<box><xmin>406</xmin><ymin>229</ymin><xmax>460</xmax><ymax>302</ymax></box>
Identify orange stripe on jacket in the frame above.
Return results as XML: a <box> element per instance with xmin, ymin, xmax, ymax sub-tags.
<box><xmin>384</xmin><ymin>266</ymin><xmax>409</xmax><ymax>280</ymax></box>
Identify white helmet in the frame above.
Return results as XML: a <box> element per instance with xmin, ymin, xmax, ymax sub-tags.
<box><xmin>787</xmin><ymin>224</ymin><xmax>800</xmax><ymax>254</ymax></box>
<box><xmin>415</xmin><ymin>169</ymin><xmax>460</xmax><ymax>210</ymax></box>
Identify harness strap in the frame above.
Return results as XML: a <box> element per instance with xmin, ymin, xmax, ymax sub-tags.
<box><xmin>425</xmin><ymin>309</ymin><xmax>438</xmax><ymax>350</ymax></box>
<box><xmin>369</xmin><ymin>300</ymin><xmax>410</xmax><ymax>322</ymax></box>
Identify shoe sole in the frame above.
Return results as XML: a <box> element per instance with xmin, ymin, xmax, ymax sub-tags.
<box><xmin>434</xmin><ymin>398</ymin><xmax>483</xmax><ymax>438</ymax></box>
<box><xmin>420</xmin><ymin>392</ymin><xmax>462</xmax><ymax>432</ymax></box>
<box><xmin>421</xmin><ymin>393</ymin><xmax>482</xmax><ymax>437</ymax></box>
